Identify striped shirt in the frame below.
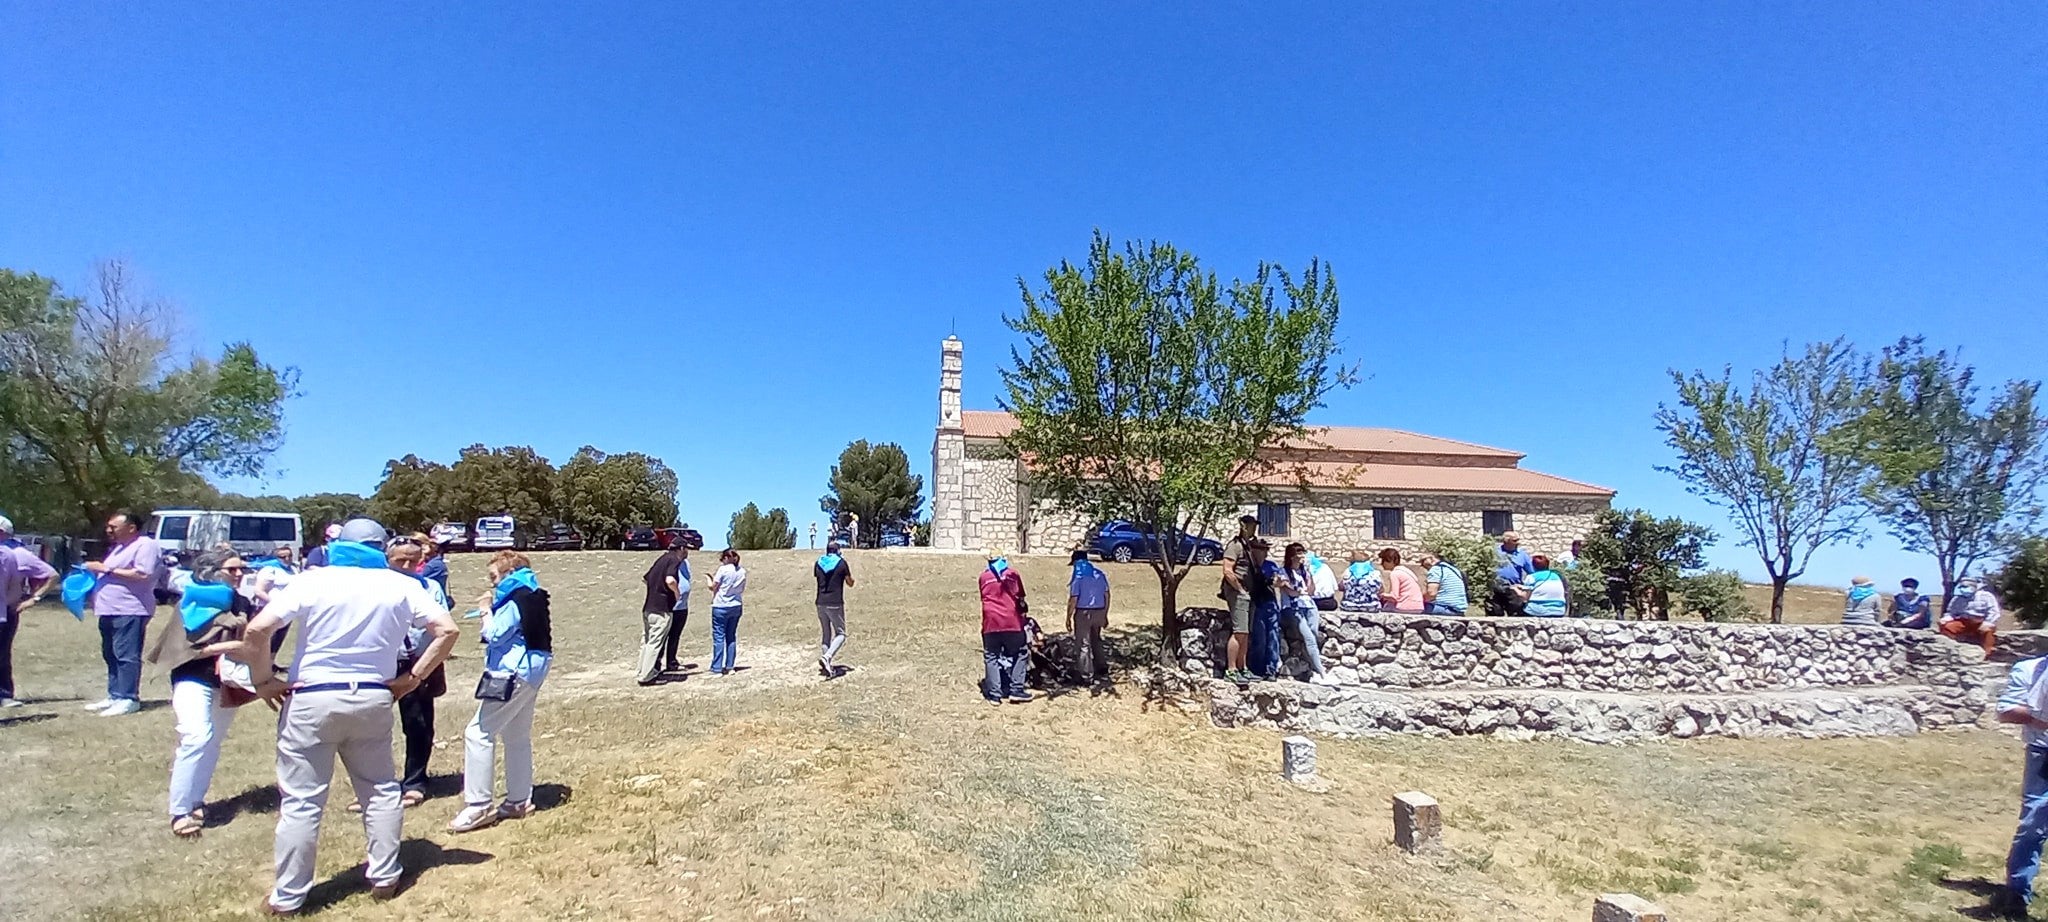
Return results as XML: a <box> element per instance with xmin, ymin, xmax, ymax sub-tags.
<box><xmin>1425</xmin><ymin>562</ymin><xmax>1469</xmax><ymax>612</ymax></box>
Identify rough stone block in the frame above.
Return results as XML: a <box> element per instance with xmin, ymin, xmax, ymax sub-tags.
<box><xmin>1592</xmin><ymin>893</ymin><xmax>1665</xmax><ymax>922</ymax></box>
<box><xmin>1281</xmin><ymin>735</ymin><xmax>1318</xmax><ymax>782</ymax></box>
<box><xmin>1393</xmin><ymin>791</ymin><xmax>1441</xmax><ymax>853</ymax></box>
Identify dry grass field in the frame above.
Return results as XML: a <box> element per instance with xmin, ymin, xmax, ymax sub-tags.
<box><xmin>0</xmin><ymin>550</ymin><xmax>2032</xmax><ymax>921</ymax></box>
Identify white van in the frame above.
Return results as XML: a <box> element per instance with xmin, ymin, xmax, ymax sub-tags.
<box><xmin>153</xmin><ymin>510</ymin><xmax>304</xmax><ymax>562</ymax></box>
<box><xmin>474</xmin><ymin>515</ymin><xmax>519</xmax><ymax>551</ymax></box>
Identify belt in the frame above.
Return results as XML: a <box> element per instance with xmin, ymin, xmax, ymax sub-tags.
<box><xmin>293</xmin><ymin>681</ymin><xmax>390</xmax><ymax>694</ymax></box>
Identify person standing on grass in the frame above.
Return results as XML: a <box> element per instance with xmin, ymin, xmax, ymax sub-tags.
<box><xmin>1378</xmin><ymin>548</ymin><xmax>1424</xmax><ymax>614</ymax></box>
<box><xmin>814</xmin><ymin>542</ymin><xmax>854</xmax><ymax>678</ymax></box>
<box><xmin>1419</xmin><ymin>552</ymin><xmax>1469</xmax><ymax>616</ymax></box>
<box><xmin>1339</xmin><ymin>549</ymin><xmax>1382</xmax><ymax>614</ymax></box>
<box><xmin>1067</xmin><ymin>549</ymin><xmax>1111</xmax><ymax>686</ymax></box>
<box><xmin>226</xmin><ymin>518</ymin><xmax>459</xmax><ymax>914</ymax></box>
<box><xmin>1993</xmin><ymin>653</ymin><xmax>2048</xmax><ymax>917</ymax></box>
<box><xmin>1279</xmin><ymin>543</ymin><xmax>1332</xmax><ymax>684</ymax></box>
<box><xmin>707</xmin><ymin>549</ymin><xmax>747</xmax><ymax>676</ymax></box>
<box><xmin>385</xmin><ymin>539</ymin><xmax>449</xmax><ymax>810</ymax></box>
<box><xmin>82</xmin><ymin>511</ymin><xmax>164</xmax><ymax>717</ymax></box>
<box><xmin>637</xmin><ymin>543</ymin><xmax>687</xmax><ymax>686</ymax></box>
<box><xmin>1218</xmin><ymin>515</ymin><xmax>1260</xmax><ymax>684</ymax></box>
<box><xmin>419</xmin><ymin>538</ymin><xmax>450</xmax><ymax>600</ymax></box>
<box><xmin>665</xmin><ymin>546</ymin><xmax>693</xmax><ymax>672</ymax></box>
<box><xmin>449</xmin><ymin>551</ymin><xmax>553</xmax><ymax>834</ymax></box>
<box><xmin>146</xmin><ymin>547</ymin><xmax>256</xmax><ymax>837</ymax></box>
<box><xmin>0</xmin><ymin>515</ymin><xmax>57</xmax><ymax>708</ymax></box>
<box><xmin>1246</xmin><ymin>540</ymin><xmax>1283</xmax><ymax>682</ymax></box>
<box><xmin>978</xmin><ymin>551</ymin><xmax>1030</xmax><ymax>703</ymax></box>
<box><xmin>1887</xmin><ymin>578</ymin><xmax>1933</xmax><ymax>629</ymax></box>
<box><xmin>303</xmin><ymin>523</ymin><xmax>342</xmax><ymax>569</ymax></box>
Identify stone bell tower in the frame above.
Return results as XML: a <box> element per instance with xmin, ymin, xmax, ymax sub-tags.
<box><xmin>931</xmin><ymin>336</ymin><xmax>967</xmax><ymax>550</ymax></box>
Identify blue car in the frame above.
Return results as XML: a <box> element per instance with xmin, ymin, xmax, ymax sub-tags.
<box><xmin>1088</xmin><ymin>520</ymin><xmax>1223</xmax><ymax>565</ymax></box>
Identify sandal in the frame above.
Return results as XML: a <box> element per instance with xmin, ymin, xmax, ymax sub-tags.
<box><xmin>171</xmin><ymin>812</ymin><xmax>204</xmax><ymax>837</ymax></box>
<box><xmin>401</xmin><ymin>790</ymin><xmax>426</xmax><ymax>809</ymax></box>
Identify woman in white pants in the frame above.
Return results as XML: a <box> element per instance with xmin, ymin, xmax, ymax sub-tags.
<box><xmin>450</xmin><ymin>551</ymin><xmax>554</xmax><ymax>833</ymax></box>
<box><xmin>144</xmin><ymin>547</ymin><xmax>255</xmax><ymax>838</ymax></box>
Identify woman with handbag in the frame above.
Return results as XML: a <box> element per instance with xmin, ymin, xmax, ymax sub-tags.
<box><xmin>144</xmin><ymin>546</ymin><xmax>258</xmax><ymax>838</ymax></box>
<box><xmin>450</xmin><ymin>551</ymin><xmax>553</xmax><ymax>834</ymax></box>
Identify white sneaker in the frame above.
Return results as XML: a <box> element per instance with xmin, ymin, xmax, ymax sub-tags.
<box><xmin>0</xmin><ymin>698</ymin><xmax>24</xmax><ymax>708</ymax></box>
<box><xmin>448</xmin><ymin>804</ymin><xmax>499</xmax><ymax>833</ymax></box>
<box><xmin>82</xmin><ymin>698</ymin><xmax>117</xmax><ymax>712</ymax></box>
<box><xmin>99</xmin><ymin>699</ymin><xmax>142</xmax><ymax>716</ymax></box>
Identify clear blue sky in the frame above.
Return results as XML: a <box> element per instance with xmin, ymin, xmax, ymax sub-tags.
<box><xmin>4</xmin><ymin>3</ymin><xmax>2044</xmax><ymax>586</ymax></box>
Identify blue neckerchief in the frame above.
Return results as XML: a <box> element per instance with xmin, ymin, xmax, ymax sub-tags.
<box><xmin>1849</xmin><ymin>584</ymin><xmax>1877</xmax><ymax>605</ymax></box>
<box><xmin>819</xmin><ymin>553</ymin><xmax>842</xmax><ymax>572</ymax></box>
<box><xmin>1071</xmin><ymin>559</ymin><xmax>1101</xmax><ymax>581</ymax></box>
<box><xmin>325</xmin><ymin>541</ymin><xmax>388</xmax><ymax>570</ymax></box>
<box><xmin>1346</xmin><ymin>562</ymin><xmax>1375</xmax><ymax>581</ymax></box>
<box><xmin>179</xmin><ymin>581</ymin><xmax>236</xmax><ymax>632</ymax></box>
<box><xmin>494</xmin><ymin>567</ymin><xmax>541</xmax><ymax>609</ymax></box>
<box><xmin>988</xmin><ymin>558</ymin><xmax>1008</xmax><ymax>575</ymax></box>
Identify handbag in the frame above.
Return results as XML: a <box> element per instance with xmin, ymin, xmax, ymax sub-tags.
<box><xmin>475</xmin><ymin>669</ymin><xmax>517</xmax><ymax>702</ymax></box>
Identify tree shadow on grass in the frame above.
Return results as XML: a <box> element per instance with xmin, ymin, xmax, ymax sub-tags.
<box><xmin>0</xmin><ymin>712</ymin><xmax>56</xmax><ymax>728</ymax></box>
<box><xmin>298</xmin><ymin>838</ymin><xmax>493</xmax><ymax>913</ymax></box>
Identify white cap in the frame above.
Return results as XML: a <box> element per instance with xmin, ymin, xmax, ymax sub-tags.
<box><xmin>0</xmin><ymin>514</ymin><xmax>12</xmax><ymax>536</ymax></box>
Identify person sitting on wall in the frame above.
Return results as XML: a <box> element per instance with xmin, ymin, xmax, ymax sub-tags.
<box><xmin>1886</xmin><ymin>578</ymin><xmax>1933</xmax><ymax>629</ymax></box>
<box><xmin>1489</xmin><ymin>531</ymin><xmax>1534</xmax><ymax>617</ymax></box>
<box><xmin>1516</xmin><ymin>554</ymin><xmax>1570</xmax><ymax>618</ymax></box>
<box><xmin>1338</xmin><ymin>549</ymin><xmax>1382</xmax><ymax>614</ymax></box>
<box><xmin>1940</xmin><ymin>576</ymin><xmax>2004</xmax><ymax>656</ymax></box>
<box><xmin>1377</xmin><ymin>548</ymin><xmax>1424</xmax><ymax>614</ymax></box>
<box><xmin>1843</xmin><ymin>576</ymin><xmax>1882</xmax><ymax>627</ymax></box>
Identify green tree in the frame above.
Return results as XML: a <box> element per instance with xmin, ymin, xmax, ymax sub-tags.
<box><xmin>1996</xmin><ymin>536</ymin><xmax>2048</xmax><ymax>629</ymax></box>
<box><xmin>1577</xmin><ymin>508</ymin><xmax>1715</xmax><ymax>620</ymax></box>
<box><xmin>1656</xmin><ymin>340</ymin><xmax>1872</xmax><ymax>623</ymax></box>
<box><xmin>728</xmin><ymin>503</ymin><xmax>796</xmax><ymax>550</ymax></box>
<box><xmin>1676</xmin><ymin>570</ymin><xmax>1761</xmax><ymax>623</ymax></box>
<box><xmin>1851</xmin><ymin>337</ymin><xmax>2048</xmax><ymax>601</ymax></box>
<box><xmin>819</xmin><ymin>440</ymin><xmax>924</xmax><ymax>549</ymax></box>
<box><xmin>0</xmin><ymin>262</ymin><xmax>297</xmax><ymax>532</ymax></box>
<box><xmin>447</xmin><ymin>444</ymin><xmax>557</xmax><ymax>527</ymax></box>
<box><xmin>1000</xmin><ymin>232</ymin><xmax>1347</xmax><ymax>659</ymax></box>
<box><xmin>554</xmin><ymin>446</ymin><xmax>680</xmax><ymax>548</ymax></box>
<box><xmin>369</xmin><ymin>454</ymin><xmax>455</xmax><ymax>533</ymax></box>
<box><xmin>218</xmin><ymin>493</ymin><xmax>297</xmax><ymax>513</ymax></box>
<box><xmin>293</xmin><ymin>492</ymin><xmax>370</xmax><ymax>532</ymax></box>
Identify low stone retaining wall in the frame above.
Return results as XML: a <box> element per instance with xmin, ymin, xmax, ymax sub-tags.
<box><xmin>1169</xmin><ymin>607</ymin><xmax>2008</xmax><ymax>742</ymax></box>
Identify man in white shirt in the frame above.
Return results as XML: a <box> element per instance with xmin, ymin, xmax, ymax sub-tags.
<box><xmin>1940</xmin><ymin>576</ymin><xmax>2005</xmax><ymax>656</ymax></box>
<box><xmin>1995</xmin><ymin>655</ymin><xmax>2048</xmax><ymax>917</ymax></box>
<box><xmin>227</xmin><ymin>519</ymin><xmax>459</xmax><ymax>915</ymax></box>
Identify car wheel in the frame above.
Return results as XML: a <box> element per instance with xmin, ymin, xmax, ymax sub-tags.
<box><xmin>1112</xmin><ymin>544</ymin><xmax>1135</xmax><ymax>564</ymax></box>
<box><xmin>1192</xmin><ymin>547</ymin><xmax>1216</xmax><ymax>566</ymax></box>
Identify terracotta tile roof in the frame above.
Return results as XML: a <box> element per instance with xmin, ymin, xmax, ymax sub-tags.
<box><xmin>955</xmin><ymin>410</ymin><xmax>1611</xmax><ymax>497</ymax></box>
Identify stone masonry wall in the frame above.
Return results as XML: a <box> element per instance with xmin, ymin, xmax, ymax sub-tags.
<box><xmin>1168</xmin><ymin>608</ymin><xmax>2007</xmax><ymax>742</ymax></box>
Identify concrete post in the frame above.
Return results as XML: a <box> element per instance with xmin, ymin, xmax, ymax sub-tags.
<box><xmin>1392</xmin><ymin>791</ymin><xmax>1441</xmax><ymax>854</ymax></box>
<box><xmin>1592</xmin><ymin>893</ymin><xmax>1666</xmax><ymax>922</ymax></box>
<box><xmin>1281</xmin><ymin>735</ymin><xmax>1317</xmax><ymax>783</ymax></box>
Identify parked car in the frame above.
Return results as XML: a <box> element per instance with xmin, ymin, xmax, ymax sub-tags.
<box><xmin>431</xmin><ymin>522</ymin><xmax>472</xmax><ymax>552</ymax></box>
<box><xmin>474</xmin><ymin>515</ymin><xmax>520</xmax><ymax>551</ymax></box>
<box><xmin>623</xmin><ymin>527</ymin><xmax>666</xmax><ymax>550</ymax></box>
<box><xmin>659</xmin><ymin>526</ymin><xmax>705</xmax><ymax>551</ymax></box>
<box><xmin>152</xmin><ymin>509</ymin><xmax>303</xmax><ymax>565</ymax></box>
<box><xmin>533</xmin><ymin>524</ymin><xmax>584</xmax><ymax>552</ymax></box>
<box><xmin>1087</xmin><ymin>520</ymin><xmax>1223</xmax><ymax>565</ymax></box>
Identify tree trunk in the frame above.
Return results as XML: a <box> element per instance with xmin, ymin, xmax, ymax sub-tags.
<box><xmin>1770</xmin><ymin>576</ymin><xmax>1788</xmax><ymax>624</ymax></box>
<box><xmin>1158</xmin><ymin>576</ymin><xmax>1181</xmax><ymax>666</ymax></box>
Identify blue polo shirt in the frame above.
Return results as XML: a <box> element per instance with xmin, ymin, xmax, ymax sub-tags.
<box><xmin>1495</xmin><ymin>546</ymin><xmax>1533</xmax><ymax>584</ymax></box>
<box><xmin>1069</xmin><ymin>564</ymin><xmax>1109</xmax><ymax>610</ymax></box>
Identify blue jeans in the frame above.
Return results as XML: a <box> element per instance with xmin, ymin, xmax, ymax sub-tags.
<box><xmin>1250</xmin><ymin>603</ymin><xmax>1284</xmax><ymax>678</ymax></box>
<box><xmin>1424</xmin><ymin>602</ymin><xmax>1466</xmax><ymax>616</ymax></box>
<box><xmin>981</xmin><ymin>630</ymin><xmax>1028</xmax><ymax>701</ymax></box>
<box><xmin>100</xmin><ymin>616</ymin><xmax>148</xmax><ymax>702</ymax></box>
<box><xmin>2008</xmin><ymin>745</ymin><xmax>2048</xmax><ymax>906</ymax></box>
<box><xmin>710</xmin><ymin>606</ymin><xmax>742</xmax><ymax>674</ymax></box>
<box><xmin>1289</xmin><ymin>605</ymin><xmax>1325</xmax><ymax>674</ymax></box>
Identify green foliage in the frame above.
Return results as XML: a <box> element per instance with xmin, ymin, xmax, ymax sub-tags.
<box><xmin>1419</xmin><ymin>530</ymin><xmax>1499</xmax><ymax>610</ymax></box>
<box><xmin>555</xmin><ymin>446</ymin><xmax>680</xmax><ymax>549</ymax></box>
<box><xmin>1677</xmin><ymin>570</ymin><xmax>1760</xmax><ymax>623</ymax></box>
<box><xmin>1000</xmin><ymin>231</ymin><xmax>1348</xmax><ymax>655</ymax></box>
<box><xmin>1996</xmin><ymin>536</ymin><xmax>2048</xmax><ymax>629</ymax></box>
<box><xmin>819</xmin><ymin>440</ymin><xmax>924</xmax><ymax>549</ymax></box>
<box><xmin>217</xmin><ymin>493</ymin><xmax>297</xmax><ymax>513</ymax></box>
<box><xmin>1899</xmin><ymin>842</ymin><xmax>1966</xmax><ymax>883</ymax></box>
<box><xmin>370</xmin><ymin>454</ymin><xmax>455</xmax><ymax>533</ymax></box>
<box><xmin>447</xmin><ymin>444</ymin><xmax>556</xmax><ymax>526</ymax></box>
<box><xmin>1576</xmin><ymin>508</ymin><xmax>1715</xmax><ymax>619</ymax></box>
<box><xmin>910</xmin><ymin>519</ymin><xmax>931</xmax><ymax>547</ymax></box>
<box><xmin>1851</xmin><ymin>337</ymin><xmax>2048</xmax><ymax>599</ymax></box>
<box><xmin>292</xmin><ymin>492</ymin><xmax>369</xmax><ymax>530</ymax></box>
<box><xmin>728</xmin><ymin>503</ymin><xmax>796</xmax><ymax>550</ymax></box>
<box><xmin>0</xmin><ymin>262</ymin><xmax>298</xmax><ymax>532</ymax></box>
<box><xmin>1657</xmin><ymin>339</ymin><xmax>1871</xmax><ymax>622</ymax></box>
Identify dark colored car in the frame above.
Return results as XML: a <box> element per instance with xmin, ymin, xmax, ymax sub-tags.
<box><xmin>1088</xmin><ymin>520</ymin><xmax>1223</xmax><ymax>565</ymax></box>
<box><xmin>533</xmin><ymin>524</ymin><xmax>585</xmax><ymax>552</ymax></box>
<box><xmin>623</xmin><ymin>527</ymin><xmax>665</xmax><ymax>550</ymax></box>
<box><xmin>660</xmin><ymin>527</ymin><xmax>705</xmax><ymax>551</ymax></box>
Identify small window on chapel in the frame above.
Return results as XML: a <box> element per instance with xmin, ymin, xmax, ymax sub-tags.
<box><xmin>1257</xmin><ymin>503</ymin><xmax>1291</xmax><ymax>537</ymax></box>
<box><xmin>1483</xmin><ymin>510</ymin><xmax>1515</xmax><ymax>536</ymax></box>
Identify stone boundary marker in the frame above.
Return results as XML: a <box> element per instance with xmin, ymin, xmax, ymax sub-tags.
<box><xmin>1281</xmin><ymin>735</ymin><xmax>1319</xmax><ymax>786</ymax></box>
<box><xmin>1593</xmin><ymin>893</ymin><xmax>1666</xmax><ymax>921</ymax></box>
<box><xmin>1393</xmin><ymin>791</ymin><xmax>1441</xmax><ymax>854</ymax></box>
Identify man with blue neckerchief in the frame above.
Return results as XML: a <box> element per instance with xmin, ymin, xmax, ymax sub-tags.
<box><xmin>1067</xmin><ymin>549</ymin><xmax>1111</xmax><ymax>686</ymax></box>
<box><xmin>814</xmin><ymin>542</ymin><xmax>854</xmax><ymax>678</ymax></box>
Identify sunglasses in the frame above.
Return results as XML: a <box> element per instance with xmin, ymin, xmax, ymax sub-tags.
<box><xmin>390</xmin><ymin>537</ymin><xmax>423</xmax><ymax>547</ymax></box>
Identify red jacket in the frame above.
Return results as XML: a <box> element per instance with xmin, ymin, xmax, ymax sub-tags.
<box><xmin>978</xmin><ymin>565</ymin><xmax>1026</xmax><ymax>634</ymax></box>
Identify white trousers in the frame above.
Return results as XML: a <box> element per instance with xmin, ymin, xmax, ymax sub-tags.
<box><xmin>463</xmin><ymin>679</ymin><xmax>541</xmax><ymax>806</ymax></box>
<box><xmin>167</xmin><ymin>679</ymin><xmax>238</xmax><ymax>816</ymax></box>
<box><xmin>271</xmin><ymin>688</ymin><xmax>402</xmax><ymax>911</ymax></box>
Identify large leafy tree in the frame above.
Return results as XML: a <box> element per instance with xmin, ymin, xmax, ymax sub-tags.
<box><xmin>1656</xmin><ymin>340</ymin><xmax>1872</xmax><ymax>623</ymax></box>
<box><xmin>1577</xmin><ymin>508</ymin><xmax>1715</xmax><ymax>620</ymax></box>
<box><xmin>294</xmin><ymin>492</ymin><xmax>370</xmax><ymax>532</ymax></box>
<box><xmin>728</xmin><ymin>503</ymin><xmax>796</xmax><ymax>550</ymax></box>
<box><xmin>369</xmin><ymin>454</ymin><xmax>456</xmax><ymax>533</ymax></box>
<box><xmin>555</xmin><ymin>446</ymin><xmax>680</xmax><ymax>548</ymax></box>
<box><xmin>1000</xmin><ymin>232</ymin><xmax>1347</xmax><ymax>659</ymax></box>
<box><xmin>819</xmin><ymin>440</ymin><xmax>923</xmax><ymax>549</ymax></box>
<box><xmin>0</xmin><ymin>262</ymin><xmax>297</xmax><ymax>532</ymax></box>
<box><xmin>1851</xmin><ymin>337</ymin><xmax>2048</xmax><ymax>601</ymax></box>
<box><xmin>447</xmin><ymin>444</ymin><xmax>557</xmax><ymax>526</ymax></box>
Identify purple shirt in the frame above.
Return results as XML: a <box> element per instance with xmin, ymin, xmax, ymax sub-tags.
<box><xmin>92</xmin><ymin>535</ymin><xmax>163</xmax><ymax>618</ymax></box>
<box><xmin>3</xmin><ymin>545</ymin><xmax>57</xmax><ymax>614</ymax></box>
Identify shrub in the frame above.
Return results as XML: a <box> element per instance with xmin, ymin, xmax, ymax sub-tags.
<box><xmin>1996</xmin><ymin>536</ymin><xmax>2048</xmax><ymax>629</ymax></box>
<box><xmin>1678</xmin><ymin>570</ymin><xmax>1760</xmax><ymax>622</ymax></box>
